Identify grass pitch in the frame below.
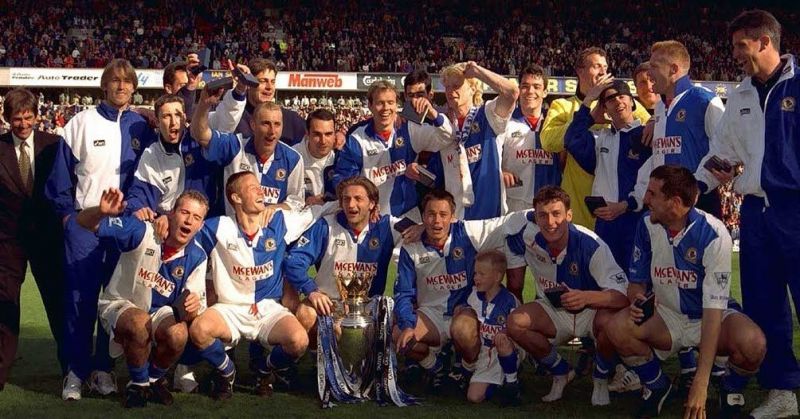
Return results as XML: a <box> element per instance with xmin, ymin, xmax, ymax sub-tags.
<box><xmin>2</xmin><ymin>253</ymin><xmax>798</xmax><ymax>418</ymax></box>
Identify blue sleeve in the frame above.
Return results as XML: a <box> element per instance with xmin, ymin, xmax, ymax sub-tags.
<box><xmin>45</xmin><ymin>137</ymin><xmax>78</xmax><ymax>219</ymax></box>
<box><xmin>331</xmin><ymin>135</ymin><xmax>363</xmax><ymax>190</ymax></box>
<box><xmin>393</xmin><ymin>248</ymin><xmax>418</xmax><ymax>330</ymax></box>
<box><xmin>126</xmin><ymin>177</ymin><xmax>162</xmax><ymax>214</ymax></box>
<box><xmin>202</xmin><ymin>130</ymin><xmax>241</xmax><ymax>166</ymax></box>
<box><xmin>196</xmin><ymin>217</ymin><xmax>222</xmax><ymax>253</ymax></box>
<box><xmin>284</xmin><ymin>218</ymin><xmax>329</xmax><ymax>295</ymax></box>
<box><xmin>628</xmin><ymin>217</ymin><xmax>653</xmax><ymax>285</ymax></box>
<box><xmin>424</xmin><ymin>152</ymin><xmax>445</xmax><ymax>188</ymax></box>
<box><xmin>563</xmin><ymin>105</ymin><xmax>597</xmax><ymax>173</ymax></box>
<box><xmin>96</xmin><ymin>215</ymin><xmax>146</xmax><ymax>253</ymax></box>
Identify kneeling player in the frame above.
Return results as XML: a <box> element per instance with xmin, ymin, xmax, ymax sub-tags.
<box><xmin>606</xmin><ymin>166</ymin><xmax>766</xmax><ymax>418</ymax></box>
<box><xmin>450</xmin><ymin>250</ymin><xmax>522</xmax><ymax>405</ymax></box>
<box><xmin>393</xmin><ymin>189</ymin><xmax>528</xmax><ymax>389</ymax></box>
<box><xmin>188</xmin><ymin>171</ymin><xmax>319</xmax><ymax>399</ymax></box>
<box><xmin>284</xmin><ymin>176</ymin><xmax>421</xmax><ymax>340</ymax></box>
<box><xmin>506</xmin><ymin>186</ymin><xmax>629</xmax><ymax>405</ymax></box>
<box><xmin>77</xmin><ymin>189</ymin><xmax>208</xmax><ymax>408</ymax></box>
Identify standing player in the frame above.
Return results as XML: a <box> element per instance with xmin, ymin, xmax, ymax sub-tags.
<box><xmin>564</xmin><ymin>80</ymin><xmax>651</xmax><ymax>273</ymax></box>
<box><xmin>188</xmin><ymin>171</ymin><xmax>320</xmax><ymax>399</ymax></box>
<box><xmin>191</xmin><ymin>87</ymin><xmax>305</xmax><ymax>216</ymax></box>
<box><xmin>695</xmin><ymin>10</ymin><xmax>800</xmax><ymax>417</ymax></box>
<box><xmin>540</xmin><ymin>47</ymin><xmax>652</xmax><ymax>230</ymax></box>
<box><xmin>633</xmin><ymin>62</ymin><xmax>659</xmax><ymax>115</ymax></box>
<box><xmin>425</xmin><ymin>62</ymin><xmax>520</xmax><ymax>220</ymax></box>
<box><xmin>46</xmin><ymin>59</ymin><xmax>157</xmax><ymax>401</ymax></box>
<box><xmin>631</xmin><ymin>40</ymin><xmax>725</xmax><ymax>219</ymax></box>
<box><xmin>76</xmin><ymin>189</ymin><xmax>208</xmax><ymax>407</ymax></box>
<box><xmin>393</xmin><ymin>190</ymin><xmax>528</xmax><ymax>388</ymax></box>
<box><xmin>505</xmin><ymin>186</ymin><xmax>629</xmax><ymax>405</ymax></box>
<box><xmin>292</xmin><ymin>109</ymin><xmax>337</xmax><ymax>207</ymax></box>
<box><xmin>450</xmin><ymin>250</ymin><xmax>522</xmax><ymax>405</ymax></box>
<box><xmin>606</xmin><ymin>165</ymin><xmax>766</xmax><ymax>418</ymax></box>
<box><xmin>332</xmin><ymin>80</ymin><xmax>453</xmax><ymax>220</ymax></box>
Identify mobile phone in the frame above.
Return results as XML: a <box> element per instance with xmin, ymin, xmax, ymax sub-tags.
<box><xmin>206</xmin><ymin>76</ymin><xmax>234</xmax><ymax>92</ymax></box>
<box><xmin>400</xmin><ymin>104</ymin><xmax>429</xmax><ymax>125</ymax></box>
<box><xmin>634</xmin><ymin>291</ymin><xmax>656</xmax><ymax>326</ymax></box>
<box><xmin>509</xmin><ymin>177</ymin><xmax>523</xmax><ymax>188</ymax></box>
<box><xmin>189</xmin><ymin>65</ymin><xmax>207</xmax><ymax>76</ymax></box>
<box><xmin>416</xmin><ymin>165</ymin><xmax>437</xmax><ymax>188</ymax></box>
<box><xmin>584</xmin><ymin>196</ymin><xmax>608</xmax><ymax>213</ymax></box>
<box><xmin>393</xmin><ymin>217</ymin><xmax>417</xmax><ymax>234</ymax></box>
<box><xmin>703</xmin><ymin>155</ymin><xmax>733</xmax><ymax>173</ymax></box>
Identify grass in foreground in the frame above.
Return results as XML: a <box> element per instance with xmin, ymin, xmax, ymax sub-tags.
<box><xmin>2</xmin><ymin>253</ymin><xmax>798</xmax><ymax>418</ymax></box>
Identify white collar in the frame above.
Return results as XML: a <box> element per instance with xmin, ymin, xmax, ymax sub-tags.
<box><xmin>12</xmin><ymin>131</ymin><xmax>34</xmax><ymax>149</ymax></box>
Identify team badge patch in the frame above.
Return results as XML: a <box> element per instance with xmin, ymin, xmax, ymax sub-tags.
<box><xmin>470</xmin><ymin>122</ymin><xmax>480</xmax><ymax>134</ymax></box>
<box><xmin>109</xmin><ymin>217</ymin><xmax>123</xmax><ymax>227</ymax></box>
<box><xmin>782</xmin><ymin>97</ymin><xmax>796</xmax><ymax>112</ymax></box>
<box><xmin>714</xmin><ymin>272</ymin><xmax>731</xmax><ymax>288</ymax></box>
<box><xmin>93</xmin><ymin>139</ymin><xmax>106</xmax><ymax>147</ymax></box>
<box><xmin>627</xmin><ymin>149</ymin><xmax>640</xmax><ymax>160</ymax></box>
<box><xmin>276</xmin><ymin>169</ymin><xmax>287</xmax><ymax>181</ymax></box>
<box><xmin>496</xmin><ymin>315</ymin><xmax>506</xmax><ymax>325</ymax></box>
<box><xmin>264</xmin><ymin>238</ymin><xmax>277</xmax><ymax>251</ymax></box>
<box><xmin>395</xmin><ymin>137</ymin><xmax>405</xmax><ymax>147</ymax></box>
<box><xmin>569</xmin><ymin>262</ymin><xmax>579</xmax><ymax>276</ymax></box>
<box><xmin>297</xmin><ymin>236</ymin><xmax>310</xmax><ymax>247</ymax></box>
<box><xmin>685</xmin><ymin>247</ymin><xmax>698</xmax><ymax>264</ymax></box>
<box><xmin>184</xmin><ymin>154</ymin><xmax>194</xmax><ymax>166</ymax></box>
<box><xmin>676</xmin><ymin>109</ymin><xmax>686</xmax><ymax>122</ymax></box>
<box><xmin>172</xmin><ymin>266</ymin><xmax>185</xmax><ymax>278</ymax></box>
<box><xmin>239</xmin><ymin>163</ymin><xmax>251</xmax><ymax>171</ymax></box>
<box><xmin>369</xmin><ymin>237</ymin><xmax>380</xmax><ymax>249</ymax></box>
<box><xmin>145</xmin><ymin>248</ymin><xmax>155</xmax><ymax>256</ymax></box>
<box><xmin>611</xmin><ymin>272</ymin><xmax>626</xmax><ymax>284</ymax></box>
<box><xmin>131</xmin><ymin>138</ymin><xmax>141</xmax><ymax>150</ymax></box>
<box><xmin>452</xmin><ymin>247</ymin><xmax>464</xmax><ymax>260</ymax></box>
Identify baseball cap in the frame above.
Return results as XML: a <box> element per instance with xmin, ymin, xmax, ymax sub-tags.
<box><xmin>599</xmin><ymin>80</ymin><xmax>636</xmax><ymax>110</ymax></box>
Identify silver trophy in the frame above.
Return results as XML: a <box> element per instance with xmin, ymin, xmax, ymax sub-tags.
<box><xmin>335</xmin><ymin>271</ymin><xmax>373</xmax><ymax>328</ymax></box>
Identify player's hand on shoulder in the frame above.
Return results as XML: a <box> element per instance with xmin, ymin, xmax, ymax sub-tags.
<box><xmin>154</xmin><ymin>215</ymin><xmax>169</xmax><ymax>240</ymax></box>
<box><xmin>133</xmin><ymin>207</ymin><xmax>157</xmax><ymax>222</ymax></box>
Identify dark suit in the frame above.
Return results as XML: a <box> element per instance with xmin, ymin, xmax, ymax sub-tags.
<box><xmin>0</xmin><ymin>130</ymin><xmax>66</xmax><ymax>389</ymax></box>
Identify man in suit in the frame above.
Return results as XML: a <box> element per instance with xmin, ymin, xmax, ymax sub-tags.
<box><xmin>0</xmin><ymin>88</ymin><xmax>66</xmax><ymax>390</ymax></box>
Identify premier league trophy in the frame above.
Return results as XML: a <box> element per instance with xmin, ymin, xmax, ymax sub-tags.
<box><xmin>316</xmin><ymin>271</ymin><xmax>419</xmax><ymax>408</ymax></box>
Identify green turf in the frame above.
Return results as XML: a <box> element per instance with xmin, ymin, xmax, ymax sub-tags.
<box><xmin>2</xmin><ymin>253</ymin><xmax>798</xmax><ymax>418</ymax></box>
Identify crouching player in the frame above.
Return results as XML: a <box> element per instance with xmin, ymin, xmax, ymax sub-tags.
<box><xmin>77</xmin><ymin>188</ymin><xmax>209</xmax><ymax>407</ymax></box>
<box><xmin>450</xmin><ymin>250</ymin><xmax>522</xmax><ymax>405</ymax></box>
<box><xmin>606</xmin><ymin>165</ymin><xmax>766</xmax><ymax>418</ymax></box>
<box><xmin>506</xmin><ymin>186</ymin><xmax>629</xmax><ymax>405</ymax></box>
<box><xmin>188</xmin><ymin>171</ymin><xmax>320</xmax><ymax>400</ymax></box>
<box><xmin>393</xmin><ymin>190</ymin><xmax>529</xmax><ymax>390</ymax></box>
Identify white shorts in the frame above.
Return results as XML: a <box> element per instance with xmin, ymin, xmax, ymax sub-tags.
<box><xmin>417</xmin><ymin>305</ymin><xmax>452</xmax><ymax>345</ymax></box>
<box><xmin>654</xmin><ymin>305</ymin><xmax>741</xmax><ymax>360</ymax></box>
<box><xmin>210</xmin><ymin>299</ymin><xmax>293</xmax><ymax>346</ymax></box>
<box><xmin>471</xmin><ymin>344</ymin><xmax>525</xmax><ymax>385</ymax></box>
<box><xmin>98</xmin><ymin>299</ymin><xmax>175</xmax><ymax>358</ymax></box>
<box><xmin>534</xmin><ymin>300</ymin><xmax>596</xmax><ymax>346</ymax></box>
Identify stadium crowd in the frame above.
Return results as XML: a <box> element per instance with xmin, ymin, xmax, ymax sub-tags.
<box><xmin>1</xmin><ymin>5</ymin><xmax>799</xmax><ymax>419</ymax></box>
<box><xmin>1</xmin><ymin>0</ymin><xmax>799</xmax><ymax>80</ymax></box>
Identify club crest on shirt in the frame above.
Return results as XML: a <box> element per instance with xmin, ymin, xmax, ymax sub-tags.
<box><xmin>369</xmin><ymin>237</ymin><xmax>380</xmax><ymax>249</ymax></box>
<box><xmin>264</xmin><ymin>238</ymin><xmax>277</xmax><ymax>251</ymax></box>
<box><xmin>108</xmin><ymin>217</ymin><xmax>123</xmax><ymax>228</ymax></box>
<box><xmin>782</xmin><ymin>97</ymin><xmax>796</xmax><ymax>112</ymax></box>
<box><xmin>675</xmin><ymin>109</ymin><xmax>687</xmax><ymax>122</ymax></box>
<box><xmin>131</xmin><ymin>137</ymin><xmax>141</xmax><ymax>151</ymax></box>
<box><xmin>627</xmin><ymin>149</ymin><xmax>640</xmax><ymax>160</ymax></box>
<box><xmin>496</xmin><ymin>315</ymin><xmax>506</xmax><ymax>325</ymax></box>
<box><xmin>172</xmin><ymin>265</ymin><xmax>185</xmax><ymax>279</ymax></box>
<box><xmin>276</xmin><ymin>169</ymin><xmax>287</xmax><ymax>181</ymax></box>
<box><xmin>470</xmin><ymin>122</ymin><xmax>480</xmax><ymax>134</ymax></box>
<box><xmin>685</xmin><ymin>247</ymin><xmax>698</xmax><ymax>264</ymax></box>
<box><xmin>93</xmin><ymin>139</ymin><xmax>106</xmax><ymax>147</ymax></box>
<box><xmin>395</xmin><ymin>137</ymin><xmax>405</xmax><ymax>147</ymax></box>
<box><xmin>714</xmin><ymin>272</ymin><xmax>730</xmax><ymax>288</ymax></box>
<box><xmin>611</xmin><ymin>272</ymin><xmax>626</xmax><ymax>284</ymax></box>
<box><xmin>569</xmin><ymin>261</ymin><xmax>579</xmax><ymax>276</ymax></box>
<box><xmin>145</xmin><ymin>248</ymin><xmax>155</xmax><ymax>256</ymax></box>
<box><xmin>184</xmin><ymin>154</ymin><xmax>194</xmax><ymax>166</ymax></box>
<box><xmin>452</xmin><ymin>247</ymin><xmax>464</xmax><ymax>260</ymax></box>
<box><xmin>239</xmin><ymin>163</ymin><xmax>251</xmax><ymax>171</ymax></box>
